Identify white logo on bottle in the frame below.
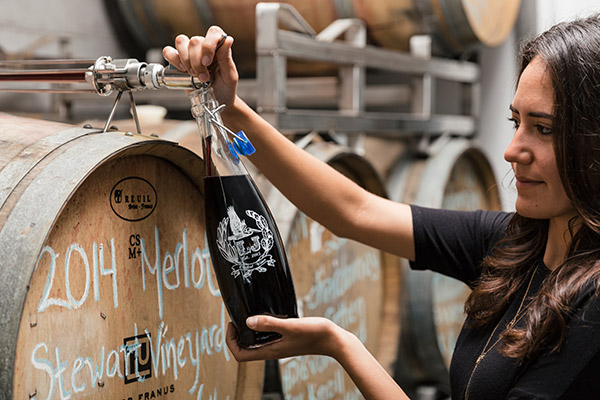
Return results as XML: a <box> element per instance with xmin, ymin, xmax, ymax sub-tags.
<box><xmin>216</xmin><ymin>206</ymin><xmax>275</xmax><ymax>282</ymax></box>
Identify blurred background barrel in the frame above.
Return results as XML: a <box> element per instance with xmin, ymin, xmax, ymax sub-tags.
<box><xmin>386</xmin><ymin>137</ymin><xmax>501</xmax><ymax>397</ymax></box>
<box><xmin>0</xmin><ymin>114</ymin><xmax>263</xmax><ymax>399</ymax></box>
<box><xmin>252</xmin><ymin>140</ymin><xmax>401</xmax><ymax>399</ymax></box>
<box><xmin>354</xmin><ymin>0</ymin><xmax>522</xmax><ymax>55</ymax></box>
<box><xmin>105</xmin><ymin>0</ymin><xmax>521</xmax><ymax>76</ymax></box>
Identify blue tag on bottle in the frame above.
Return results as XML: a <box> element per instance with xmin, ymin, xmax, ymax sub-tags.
<box><xmin>232</xmin><ymin>131</ymin><xmax>256</xmax><ymax>156</ymax></box>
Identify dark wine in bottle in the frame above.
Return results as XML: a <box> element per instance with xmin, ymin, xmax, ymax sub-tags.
<box><xmin>191</xmin><ymin>86</ymin><xmax>298</xmax><ymax>348</ymax></box>
<box><xmin>204</xmin><ymin>174</ymin><xmax>298</xmax><ymax>348</ymax></box>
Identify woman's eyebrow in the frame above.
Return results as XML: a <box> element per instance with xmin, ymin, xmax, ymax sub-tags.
<box><xmin>509</xmin><ymin>104</ymin><xmax>553</xmax><ymax>120</ymax></box>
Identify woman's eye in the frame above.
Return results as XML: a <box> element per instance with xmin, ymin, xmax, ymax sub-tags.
<box><xmin>536</xmin><ymin>125</ymin><xmax>552</xmax><ymax>135</ymax></box>
<box><xmin>507</xmin><ymin>117</ymin><xmax>519</xmax><ymax>129</ymax></box>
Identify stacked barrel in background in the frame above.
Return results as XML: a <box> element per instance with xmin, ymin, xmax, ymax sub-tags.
<box><xmin>105</xmin><ymin>0</ymin><xmax>521</xmax><ymax>75</ymax></box>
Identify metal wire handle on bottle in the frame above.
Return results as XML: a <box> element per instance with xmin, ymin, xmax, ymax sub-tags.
<box><xmin>203</xmin><ymin>103</ymin><xmax>256</xmax><ymax>157</ymax></box>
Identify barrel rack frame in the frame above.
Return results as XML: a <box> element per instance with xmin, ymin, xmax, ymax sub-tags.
<box><xmin>253</xmin><ymin>3</ymin><xmax>480</xmax><ymax>140</ymax></box>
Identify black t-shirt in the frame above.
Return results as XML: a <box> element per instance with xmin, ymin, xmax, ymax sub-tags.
<box><xmin>410</xmin><ymin>205</ymin><xmax>600</xmax><ymax>400</ymax></box>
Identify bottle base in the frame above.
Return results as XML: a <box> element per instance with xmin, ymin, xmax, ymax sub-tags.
<box><xmin>239</xmin><ymin>332</ymin><xmax>283</xmax><ymax>349</ymax></box>
<box><xmin>245</xmin><ymin>337</ymin><xmax>283</xmax><ymax>349</ymax></box>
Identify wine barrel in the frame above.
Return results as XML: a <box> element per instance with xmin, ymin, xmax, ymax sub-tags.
<box><xmin>247</xmin><ymin>139</ymin><xmax>403</xmax><ymax>399</ymax></box>
<box><xmin>386</xmin><ymin>137</ymin><xmax>501</xmax><ymax>396</ymax></box>
<box><xmin>105</xmin><ymin>0</ymin><xmax>521</xmax><ymax>76</ymax></box>
<box><xmin>0</xmin><ymin>114</ymin><xmax>263</xmax><ymax>399</ymax></box>
<box><xmin>354</xmin><ymin>0</ymin><xmax>522</xmax><ymax>55</ymax></box>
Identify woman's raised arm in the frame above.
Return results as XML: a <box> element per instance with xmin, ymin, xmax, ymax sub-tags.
<box><xmin>163</xmin><ymin>27</ymin><xmax>415</xmax><ymax>260</ymax></box>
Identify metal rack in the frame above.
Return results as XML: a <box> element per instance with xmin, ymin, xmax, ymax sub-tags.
<box><xmin>254</xmin><ymin>3</ymin><xmax>479</xmax><ymax>138</ymax></box>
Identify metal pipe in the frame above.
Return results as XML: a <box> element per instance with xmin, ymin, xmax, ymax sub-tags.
<box><xmin>0</xmin><ymin>59</ymin><xmax>94</xmax><ymax>85</ymax></box>
<box><xmin>0</xmin><ymin>59</ymin><xmax>96</xmax><ymax>66</ymax></box>
<box><xmin>0</xmin><ymin>70</ymin><xmax>87</xmax><ymax>83</ymax></box>
<box><xmin>0</xmin><ymin>88</ymin><xmax>96</xmax><ymax>93</ymax></box>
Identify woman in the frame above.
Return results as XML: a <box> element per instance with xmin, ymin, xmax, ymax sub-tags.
<box><xmin>164</xmin><ymin>14</ymin><xmax>600</xmax><ymax>399</ymax></box>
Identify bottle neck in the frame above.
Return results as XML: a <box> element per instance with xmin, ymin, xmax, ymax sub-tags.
<box><xmin>189</xmin><ymin>87</ymin><xmax>246</xmax><ymax>178</ymax></box>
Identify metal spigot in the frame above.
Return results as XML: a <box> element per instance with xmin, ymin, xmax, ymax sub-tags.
<box><xmin>87</xmin><ymin>57</ymin><xmax>205</xmax><ymax>95</ymax></box>
<box><xmin>0</xmin><ymin>56</ymin><xmax>204</xmax><ymax>95</ymax></box>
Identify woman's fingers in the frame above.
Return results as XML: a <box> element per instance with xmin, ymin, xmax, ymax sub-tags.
<box><xmin>188</xmin><ymin>35</ymin><xmax>206</xmax><ymax>80</ymax></box>
<box><xmin>163</xmin><ymin>26</ymin><xmax>239</xmax><ymax>105</ymax></box>
<box><xmin>246</xmin><ymin>315</ymin><xmax>286</xmax><ymax>332</ymax></box>
<box><xmin>249</xmin><ymin>316</ymin><xmax>333</xmax><ymax>338</ymax></box>
<box><xmin>226</xmin><ymin>317</ymin><xmax>289</xmax><ymax>362</ymax></box>
<box><xmin>163</xmin><ymin>28</ymin><xmax>236</xmax><ymax>84</ymax></box>
<box><xmin>193</xmin><ymin>26</ymin><xmax>236</xmax><ymax>85</ymax></box>
<box><xmin>226</xmin><ymin>322</ymin><xmax>273</xmax><ymax>362</ymax></box>
<box><xmin>174</xmin><ymin>34</ymin><xmax>193</xmax><ymax>74</ymax></box>
<box><xmin>226</xmin><ymin>322</ymin><xmax>244</xmax><ymax>357</ymax></box>
<box><xmin>216</xmin><ymin>36</ymin><xmax>236</xmax><ymax>83</ymax></box>
<box><xmin>225</xmin><ymin>322</ymin><xmax>251</xmax><ymax>361</ymax></box>
<box><xmin>202</xmin><ymin>26</ymin><xmax>227</xmax><ymax>67</ymax></box>
<box><xmin>162</xmin><ymin>46</ymin><xmax>183</xmax><ymax>70</ymax></box>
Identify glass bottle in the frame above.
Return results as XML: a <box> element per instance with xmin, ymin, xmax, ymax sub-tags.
<box><xmin>190</xmin><ymin>86</ymin><xmax>298</xmax><ymax>348</ymax></box>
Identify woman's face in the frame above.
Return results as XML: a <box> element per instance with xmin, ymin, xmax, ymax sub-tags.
<box><xmin>504</xmin><ymin>57</ymin><xmax>574</xmax><ymax>221</ymax></box>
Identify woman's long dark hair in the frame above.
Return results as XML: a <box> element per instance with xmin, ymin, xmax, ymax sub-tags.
<box><xmin>465</xmin><ymin>14</ymin><xmax>600</xmax><ymax>359</ymax></box>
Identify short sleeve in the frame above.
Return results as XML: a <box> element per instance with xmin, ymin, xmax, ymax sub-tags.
<box><xmin>409</xmin><ymin>205</ymin><xmax>512</xmax><ymax>285</ymax></box>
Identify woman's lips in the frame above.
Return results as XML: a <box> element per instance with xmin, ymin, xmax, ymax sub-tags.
<box><xmin>515</xmin><ymin>176</ymin><xmax>544</xmax><ymax>189</ymax></box>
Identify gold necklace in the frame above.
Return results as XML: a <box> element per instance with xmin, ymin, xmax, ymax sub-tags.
<box><xmin>464</xmin><ymin>265</ymin><xmax>539</xmax><ymax>400</ymax></box>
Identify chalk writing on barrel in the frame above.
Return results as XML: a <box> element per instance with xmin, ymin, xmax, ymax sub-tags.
<box><xmin>30</xmin><ymin>305</ymin><xmax>229</xmax><ymax>399</ymax></box>
<box><xmin>34</xmin><ymin>228</ymin><xmax>220</xmax><ymax>321</ymax></box>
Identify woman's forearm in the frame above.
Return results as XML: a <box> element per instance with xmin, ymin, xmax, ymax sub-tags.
<box><xmin>221</xmin><ymin>96</ymin><xmax>372</xmax><ymax>239</ymax></box>
<box><xmin>332</xmin><ymin>328</ymin><xmax>410</xmax><ymax>400</ymax></box>
<box><xmin>221</xmin><ymin>96</ymin><xmax>415</xmax><ymax>259</ymax></box>
<box><xmin>226</xmin><ymin>316</ymin><xmax>411</xmax><ymax>399</ymax></box>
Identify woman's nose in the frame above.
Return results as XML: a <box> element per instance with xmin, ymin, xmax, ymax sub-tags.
<box><xmin>504</xmin><ymin>128</ymin><xmax>533</xmax><ymax>165</ymax></box>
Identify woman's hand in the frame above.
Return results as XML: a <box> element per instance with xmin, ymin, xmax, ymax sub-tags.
<box><xmin>226</xmin><ymin>316</ymin><xmax>343</xmax><ymax>361</ymax></box>
<box><xmin>162</xmin><ymin>26</ymin><xmax>238</xmax><ymax>106</ymax></box>
<box><xmin>228</xmin><ymin>316</ymin><xmax>410</xmax><ymax>400</ymax></box>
